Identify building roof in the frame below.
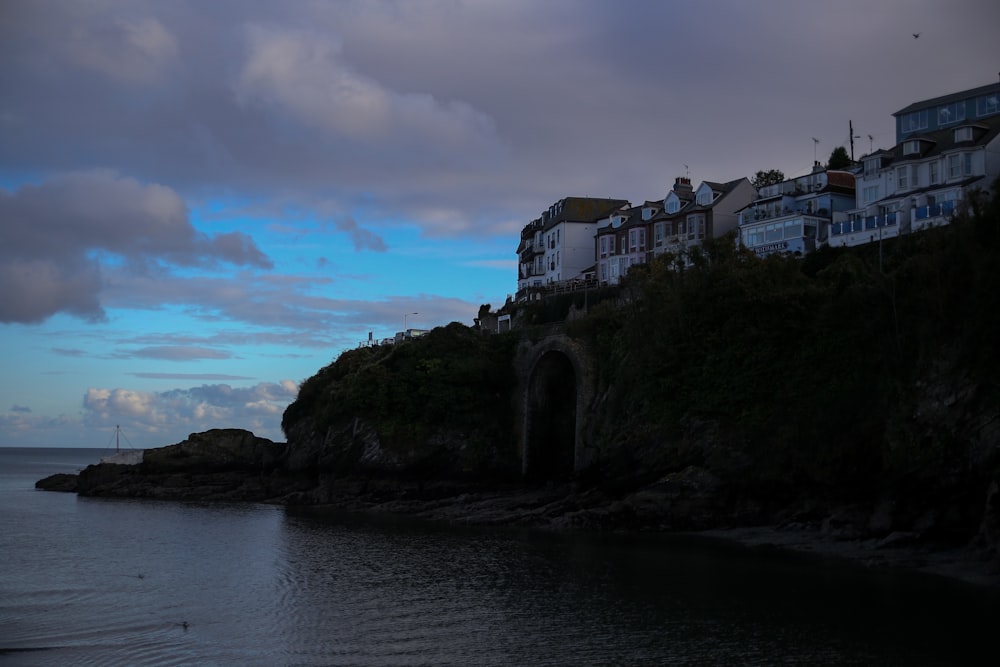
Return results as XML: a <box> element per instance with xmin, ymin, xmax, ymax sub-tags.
<box><xmin>893</xmin><ymin>81</ymin><xmax>1000</xmax><ymax>116</ymax></box>
<box><xmin>541</xmin><ymin>197</ymin><xmax>630</xmax><ymax>231</ymax></box>
<box><xmin>899</xmin><ymin>118</ymin><xmax>1000</xmax><ymax>159</ymax></box>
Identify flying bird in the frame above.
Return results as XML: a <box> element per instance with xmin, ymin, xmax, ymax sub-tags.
<box><xmin>913</xmin><ymin>32</ymin><xmax>921</xmax><ymax>39</ymax></box>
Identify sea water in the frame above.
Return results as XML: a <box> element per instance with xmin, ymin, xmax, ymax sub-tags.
<box><xmin>1</xmin><ymin>447</ymin><xmax>996</xmax><ymax>666</ymax></box>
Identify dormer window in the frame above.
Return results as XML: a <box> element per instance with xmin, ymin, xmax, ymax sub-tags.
<box><xmin>901</xmin><ymin>109</ymin><xmax>928</xmax><ymax>134</ymax></box>
<box><xmin>695</xmin><ymin>187</ymin><xmax>713</xmax><ymax>206</ymax></box>
<box><xmin>937</xmin><ymin>102</ymin><xmax>966</xmax><ymax>126</ymax></box>
<box><xmin>978</xmin><ymin>94</ymin><xmax>999</xmax><ymax>117</ymax></box>
<box><xmin>665</xmin><ymin>195</ymin><xmax>679</xmax><ymax>214</ymax></box>
<box><xmin>954</xmin><ymin>126</ymin><xmax>973</xmax><ymax>142</ymax></box>
<box><xmin>903</xmin><ymin>140</ymin><xmax>921</xmax><ymax>156</ymax></box>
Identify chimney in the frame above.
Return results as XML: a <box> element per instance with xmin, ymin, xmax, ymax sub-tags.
<box><xmin>673</xmin><ymin>176</ymin><xmax>693</xmax><ymax>195</ymax></box>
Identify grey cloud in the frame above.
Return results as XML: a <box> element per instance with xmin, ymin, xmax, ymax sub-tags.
<box><xmin>123</xmin><ymin>346</ymin><xmax>234</xmax><ymax>361</ymax></box>
<box><xmin>0</xmin><ymin>170</ymin><xmax>271</xmax><ymax>323</ymax></box>
<box><xmin>336</xmin><ymin>217</ymin><xmax>389</xmax><ymax>252</ymax></box>
<box><xmin>66</xmin><ymin>16</ymin><xmax>180</xmax><ymax>85</ymax></box>
<box><xmin>130</xmin><ymin>373</ymin><xmax>255</xmax><ymax>380</ymax></box>
<box><xmin>0</xmin><ymin>256</ymin><xmax>106</xmax><ymax>323</ymax></box>
<box><xmin>3</xmin><ymin>1</ymin><xmax>999</xmax><ymax>243</ymax></box>
<box><xmin>10</xmin><ymin>405</ymin><xmax>32</xmax><ymax>413</ymax></box>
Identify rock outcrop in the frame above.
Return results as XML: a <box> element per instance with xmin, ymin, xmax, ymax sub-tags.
<box><xmin>37</xmin><ymin>429</ymin><xmax>311</xmax><ymax>502</ymax></box>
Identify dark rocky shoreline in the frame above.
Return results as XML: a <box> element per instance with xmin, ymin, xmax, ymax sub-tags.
<box><xmin>36</xmin><ymin>428</ymin><xmax>1000</xmax><ymax>590</ymax></box>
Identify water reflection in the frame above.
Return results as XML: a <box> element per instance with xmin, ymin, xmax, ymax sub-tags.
<box><xmin>275</xmin><ymin>508</ymin><xmax>997</xmax><ymax>666</ymax></box>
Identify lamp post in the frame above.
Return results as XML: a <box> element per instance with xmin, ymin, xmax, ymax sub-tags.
<box><xmin>403</xmin><ymin>312</ymin><xmax>418</xmax><ymax>334</ymax></box>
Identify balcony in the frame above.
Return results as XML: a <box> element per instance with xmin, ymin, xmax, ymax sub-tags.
<box><xmin>831</xmin><ymin>213</ymin><xmax>897</xmax><ymax>237</ymax></box>
<box><xmin>914</xmin><ymin>200</ymin><xmax>956</xmax><ymax>220</ymax></box>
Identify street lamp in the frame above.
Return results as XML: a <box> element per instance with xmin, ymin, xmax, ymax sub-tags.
<box><xmin>404</xmin><ymin>312</ymin><xmax>418</xmax><ymax>333</ymax></box>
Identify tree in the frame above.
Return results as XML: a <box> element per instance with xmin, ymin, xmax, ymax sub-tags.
<box><xmin>827</xmin><ymin>146</ymin><xmax>851</xmax><ymax>170</ymax></box>
<box><xmin>751</xmin><ymin>169</ymin><xmax>784</xmax><ymax>189</ymax></box>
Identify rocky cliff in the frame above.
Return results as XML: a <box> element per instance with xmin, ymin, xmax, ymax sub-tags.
<box><xmin>36</xmin><ymin>187</ymin><xmax>1000</xmax><ymax>583</ymax></box>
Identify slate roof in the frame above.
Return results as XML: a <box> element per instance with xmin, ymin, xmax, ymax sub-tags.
<box><xmin>890</xmin><ymin>117</ymin><xmax>1000</xmax><ymax>163</ymax></box>
<box><xmin>894</xmin><ymin>81</ymin><xmax>1000</xmax><ymax>116</ymax></box>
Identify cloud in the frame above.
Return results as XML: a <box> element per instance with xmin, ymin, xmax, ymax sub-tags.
<box><xmin>0</xmin><ymin>170</ymin><xmax>272</xmax><ymax>323</ymax></box>
<box><xmin>10</xmin><ymin>405</ymin><xmax>32</xmax><ymax>413</ymax></box>
<box><xmin>234</xmin><ymin>24</ymin><xmax>504</xmax><ymax>161</ymax></box>
<box><xmin>67</xmin><ymin>16</ymin><xmax>180</xmax><ymax>85</ymax></box>
<box><xmin>120</xmin><ymin>346</ymin><xmax>234</xmax><ymax>361</ymax></box>
<box><xmin>130</xmin><ymin>373</ymin><xmax>256</xmax><ymax>380</ymax></box>
<box><xmin>335</xmin><ymin>216</ymin><xmax>389</xmax><ymax>252</ymax></box>
<box><xmin>83</xmin><ymin>380</ymin><xmax>300</xmax><ymax>442</ymax></box>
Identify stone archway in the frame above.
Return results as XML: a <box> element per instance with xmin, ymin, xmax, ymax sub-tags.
<box><xmin>524</xmin><ymin>350</ymin><xmax>577</xmax><ymax>480</ymax></box>
<box><xmin>514</xmin><ymin>334</ymin><xmax>595</xmax><ymax>481</ymax></box>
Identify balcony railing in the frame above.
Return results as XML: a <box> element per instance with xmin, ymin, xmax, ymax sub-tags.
<box><xmin>831</xmin><ymin>212</ymin><xmax>897</xmax><ymax>236</ymax></box>
<box><xmin>914</xmin><ymin>200</ymin><xmax>956</xmax><ymax>220</ymax></box>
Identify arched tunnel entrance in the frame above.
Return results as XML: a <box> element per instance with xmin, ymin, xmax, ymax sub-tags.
<box><xmin>524</xmin><ymin>350</ymin><xmax>577</xmax><ymax>481</ymax></box>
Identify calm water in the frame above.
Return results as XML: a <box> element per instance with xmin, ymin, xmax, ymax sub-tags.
<box><xmin>1</xmin><ymin>447</ymin><xmax>996</xmax><ymax>666</ymax></box>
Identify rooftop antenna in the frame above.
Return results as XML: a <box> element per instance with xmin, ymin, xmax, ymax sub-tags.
<box><xmin>868</xmin><ymin>134</ymin><xmax>874</xmax><ymax>152</ymax></box>
<box><xmin>683</xmin><ymin>164</ymin><xmax>690</xmax><ymax>179</ymax></box>
<box><xmin>849</xmin><ymin>120</ymin><xmax>860</xmax><ymax>161</ymax></box>
<box><xmin>812</xmin><ymin>137</ymin><xmax>820</xmax><ymax>163</ymax></box>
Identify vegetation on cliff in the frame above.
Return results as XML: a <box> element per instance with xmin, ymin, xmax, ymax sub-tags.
<box><xmin>282</xmin><ymin>322</ymin><xmax>522</xmax><ymax>478</ymax></box>
<box><xmin>281</xmin><ymin>182</ymin><xmax>999</xmax><ymax>542</ymax></box>
<box><xmin>571</xmin><ymin>180</ymin><xmax>1000</xmax><ymax>538</ymax></box>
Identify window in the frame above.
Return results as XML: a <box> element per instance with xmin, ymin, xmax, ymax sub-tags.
<box><xmin>864</xmin><ymin>157</ymin><xmax>881</xmax><ymax>177</ymax></box>
<box><xmin>901</xmin><ymin>109</ymin><xmax>928</xmax><ymax>133</ymax></box>
<box><xmin>665</xmin><ymin>196</ymin><xmax>679</xmax><ymax>213</ymax></box>
<box><xmin>929</xmin><ymin>160</ymin><xmax>940</xmax><ymax>184</ymax></box>
<box><xmin>687</xmin><ymin>213</ymin><xmax>706</xmax><ymax>239</ymax></box>
<box><xmin>911</xmin><ymin>164</ymin><xmax>920</xmax><ymax>188</ymax></box>
<box><xmin>948</xmin><ymin>154</ymin><xmax>962</xmax><ymax>178</ymax></box>
<box><xmin>696</xmin><ymin>188</ymin><xmax>712</xmax><ymax>206</ymax></box>
<box><xmin>784</xmin><ymin>219</ymin><xmax>802</xmax><ymax>238</ymax></box>
<box><xmin>599</xmin><ymin>236</ymin><xmax>608</xmax><ymax>257</ymax></box>
<box><xmin>654</xmin><ymin>223</ymin><xmax>663</xmax><ymax>246</ymax></box>
<box><xmin>629</xmin><ymin>230</ymin><xmax>637</xmax><ymax>251</ymax></box>
<box><xmin>903</xmin><ymin>140</ymin><xmax>921</xmax><ymax>155</ymax></box>
<box><xmin>620</xmin><ymin>237</ymin><xmax>626</xmax><ymax>254</ymax></box>
<box><xmin>897</xmin><ymin>166</ymin><xmax>908</xmax><ymax>190</ymax></box>
<box><xmin>954</xmin><ymin>126</ymin><xmax>973</xmax><ymax>142</ymax></box>
<box><xmin>864</xmin><ymin>185</ymin><xmax>879</xmax><ymax>203</ymax></box>
<box><xmin>976</xmin><ymin>94</ymin><xmax>999</xmax><ymax>117</ymax></box>
<box><xmin>937</xmin><ymin>102</ymin><xmax>966</xmax><ymax>126</ymax></box>
<box><xmin>964</xmin><ymin>152</ymin><xmax>973</xmax><ymax>175</ymax></box>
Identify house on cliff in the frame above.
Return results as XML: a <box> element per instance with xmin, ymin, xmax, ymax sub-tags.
<box><xmin>595</xmin><ymin>202</ymin><xmax>650</xmax><ymax>286</ymax></box>
<box><xmin>650</xmin><ymin>177</ymin><xmax>755</xmax><ymax>263</ymax></box>
<box><xmin>834</xmin><ymin>80</ymin><xmax>1000</xmax><ymax>248</ymax></box>
<box><xmin>595</xmin><ymin>177</ymin><xmax>754</xmax><ymax>285</ymax></box>
<box><xmin>516</xmin><ymin>196</ymin><xmax>629</xmax><ymax>301</ymax></box>
<box><xmin>737</xmin><ymin>166</ymin><xmax>856</xmax><ymax>258</ymax></box>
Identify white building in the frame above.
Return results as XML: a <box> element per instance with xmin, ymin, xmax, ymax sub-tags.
<box><xmin>737</xmin><ymin>167</ymin><xmax>857</xmax><ymax>257</ymax></box>
<box><xmin>516</xmin><ymin>196</ymin><xmax>628</xmax><ymax>300</ymax></box>
<box><xmin>834</xmin><ymin>80</ymin><xmax>1000</xmax><ymax>248</ymax></box>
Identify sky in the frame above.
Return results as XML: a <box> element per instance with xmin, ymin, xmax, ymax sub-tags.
<box><xmin>2</xmin><ymin>0</ymin><xmax>999</xmax><ymax>448</ymax></box>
